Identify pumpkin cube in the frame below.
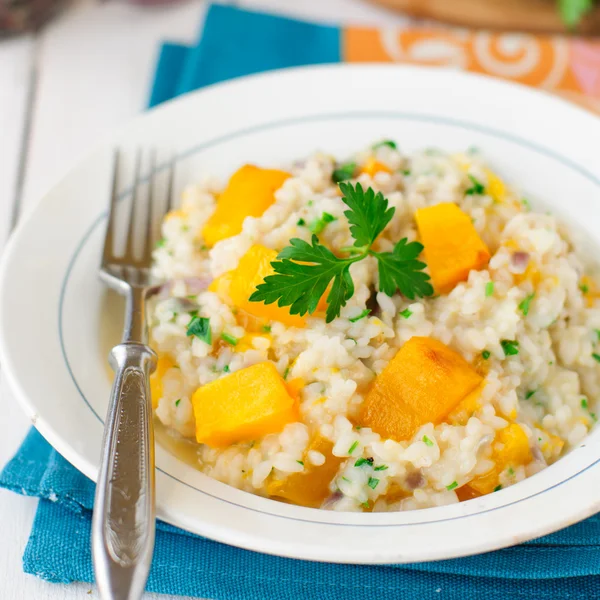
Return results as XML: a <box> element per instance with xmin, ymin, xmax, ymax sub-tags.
<box><xmin>361</xmin><ymin>158</ymin><xmax>392</xmax><ymax>177</ymax></box>
<box><xmin>202</xmin><ymin>165</ymin><xmax>290</xmax><ymax>247</ymax></box>
<box><xmin>359</xmin><ymin>337</ymin><xmax>483</xmax><ymax>441</ymax></box>
<box><xmin>267</xmin><ymin>436</ymin><xmax>342</xmax><ymax>508</ymax></box>
<box><xmin>192</xmin><ymin>362</ymin><xmax>297</xmax><ymax>448</ymax></box>
<box><xmin>210</xmin><ymin>244</ymin><xmax>306</xmax><ymax>327</ymax></box>
<box><xmin>415</xmin><ymin>203</ymin><xmax>490</xmax><ymax>293</ymax></box>
<box><xmin>467</xmin><ymin>423</ymin><xmax>532</xmax><ymax>495</ymax></box>
<box><xmin>150</xmin><ymin>355</ymin><xmax>175</xmax><ymax>409</ymax></box>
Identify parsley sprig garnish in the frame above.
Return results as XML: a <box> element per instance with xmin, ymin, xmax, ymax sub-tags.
<box><xmin>249</xmin><ymin>182</ymin><xmax>433</xmax><ymax>322</ymax></box>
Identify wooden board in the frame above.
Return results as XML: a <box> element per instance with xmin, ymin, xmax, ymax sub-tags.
<box><xmin>369</xmin><ymin>0</ymin><xmax>600</xmax><ymax>34</ymax></box>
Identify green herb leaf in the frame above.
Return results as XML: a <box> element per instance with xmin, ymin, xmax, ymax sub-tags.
<box><xmin>399</xmin><ymin>308</ymin><xmax>413</xmax><ymax>319</ymax></box>
<box><xmin>465</xmin><ymin>174</ymin><xmax>485</xmax><ymax>195</ymax></box>
<box><xmin>485</xmin><ymin>282</ymin><xmax>494</xmax><ymax>297</ymax></box>
<box><xmin>175</xmin><ymin>398</ymin><xmax>181</xmax><ymax>407</ymax></box>
<box><xmin>525</xmin><ymin>390</ymin><xmax>536</xmax><ymax>400</ymax></box>
<box><xmin>581</xmin><ymin>283</ymin><xmax>590</xmax><ymax>294</ymax></box>
<box><xmin>223</xmin><ymin>365</ymin><xmax>230</xmax><ymax>373</ymax></box>
<box><xmin>310</xmin><ymin>212</ymin><xmax>336</xmax><ymax>236</ymax></box>
<box><xmin>402</xmin><ymin>169</ymin><xmax>411</xmax><ymax>176</ymax></box>
<box><xmin>558</xmin><ymin>0</ymin><xmax>593</xmax><ymax>27</ymax></box>
<box><xmin>283</xmin><ymin>367</ymin><xmax>290</xmax><ymax>380</ymax></box>
<box><xmin>595</xmin><ymin>329</ymin><xmax>600</xmax><ymax>342</ymax></box>
<box><xmin>422</xmin><ymin>435</ymin><xmax>434</xmax><ymax>447</ymax></box>
<box><xmin>446</xmin><ymin>481</ymin><xmax>458</xmax><ymax>491</ymax></box>
<box><xmin>296</xmin><ymin>218</ymin><xmax>306</xmax><ymax>226</ymax></box>
<box><xmin>221</xmin><ymin>332</ymin><xmax>238</xmax><ymax>346</ymax></box>
<box><xmin>482</xmin><ymin>350</ymin><xmax>491</xmax><ymax>360</ymax></box>
<box><xmin>348</xmin><ymin>441</ymin><xmax>359</xmax><ymax>455</ymax></box>
<box><xmin>339</xmin><ymin>182</ymin><xmax>395</xmax><ymax>249</ymax></box>
<box><xmin>332</xmin><ymin>162</ymin><xmax>357</xmax><ymax>183</ymax></box>
<box><xmin>519</xmin><ymin>292</ymin><xmax>535</xmax><ymax>316</ymax></box>
<box><xmin>155</xmin><ymin>238</ymin><xmax>167</xmax><ymax>248</ymax></box>
<box><xmin>593</xmin><ymin>353</ymin><xmax>600</xmax><ymax>363</ymax></box>
<box><xmin>355</xmin><ymin>457</ymin><xmax>374</xmax><ymax>468</ymax></box>
<box><xmin>250</xmin><ymin>184</ymin><xmax>432</xmax><ymax>321</ymax></box>
<box><xmin>582</xmin><ymin>397</ymin><xmax>589</xmax><ymax>410</ymax></box>
<box><xmin>297</xmin><ymin>460</ymin><xmax>304</xmax><ymax>466</ymax></box>
<box><xmin>375</xmin><ymin>239</ymin><xmax>433</xmax><ymax>299</ymax></box>
<box><xmin>501</xmin><ymin>340</ymin><xmax>519</xmax><ymax>356</ymax></box>
<box><xmin>493</xmin><ymin>484</ymin><xmax>503</xmax><ymax>492</ymax></box>
<box><xmin>261</xmin><ymin>324</ymin><xmax>272</xmax><ymax>333</ymax></box>
<box><xmin>186</xmin><ymin>316</ymin><xmax>211</xmax><ymax>344</ymax></box>
<box><xmin>349</xmin><ymin>309</ymin><xmax>371</xmax><ymax>323</ymax></box>
<box><xmin>373</xmin><ymin>140</ymin><xmax>397</xmax><ymax>150</ymax></box>
<box><xmin>361</xmin><ymin>501</ymin><xmax>371</xmax><ymax>509</ymax></box>
<box><xmin>342</xmin><ymin>476</ymin><xmax>351</xmax><ymax>483</ymax></box>
<box><xmin>521</xmin><ymin>198</ymin><xmax>531</xmax><ymax>211</ymax></box>
<box><xmin>374</xmin><ymin>464</ymin><xmax>388</xmax><ymax>471</ymax></box>
<box><xmin>367</xmin><ymin>477</ymin><xmax>380</xmax><ymax>490</ymax></box>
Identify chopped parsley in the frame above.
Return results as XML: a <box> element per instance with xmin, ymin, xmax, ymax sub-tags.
<box><xmin>283</xmin><ymin>367</ymin><xmax>290</xmax><ymax>380</ymax></box>
<box><xmin>580</xmin><ymin>283</ymin><xmax>590</xmax><ymax>294</ymax></box>
<box><xmin>422</xmin><ymin>435</ymin><xmax>434</xmax><ymax>447</ymax></box>
<box><xmin>521</xmin><ymin>197</ymin><xmax>531</xmax><ymax>211</ymax></box>
<box><xmin>220</xmin><ymin>332</ymin><xmax>239</xmax><ymax>346</ymax></box>
<box><xmin>493</xmin><ymin>484</ymin><xmax>503</xmax><ymax>492</ymax></box>
<box><xmin>593</xmin><ymin>353</ymin><xmax>600</xmax><ymax>363</ymax></box>
<box><xmin>296</xmin><ymin>460</ymin><xmax>304</xmax><ymax>466</ymax></box>
<box><xmin>342</xmin><ymin>476</ymin><xmax>351</xmax><ymax>483</ymax></box>
<box><xmin>155</xmin><ymin>238</ymin><xmax>167</xmax><ymax>248</ymax></box>
<box><xmin>582</xmin><ymin>397</ymin><xmax>589</xmax><ymax>410</ymax></box>
<box><xmin>402</xmin><ymin>169</ymin><xmax>411</xmax><ymax>176</ymax></box>
<box><xmin>296</xmin><ymin>218</ymin><xmax>306</xmax><ymax>226</ymax></box>
<box><xmin>482</xmin><ymin>350</ymin><xmax>491</xmax><ymax>360</ymax></box>
<box><xmin>519</xmin><ymin>293</ymin><xmax>535</xmax><ymax>316</ymax></box>
<box><xmin>446</xmin><ymin>481</ymin><xmax>458</xmax><ymax>491</ymax></box>
<box><xmin>367</xmin><ymin>477</ymin><xmax>380</xmax><ymax>490</ymax></box>
<box><xmin>261</xmin><ymin>324</ymin><xmax>272</xmax><ymax>333</ymax></box>
<box><xmin>361</xmin><ymin>501</ymin><xmax>371</xmax><ymax>509</ymax></box>
<box><xmin>525</xmin><ymin>390</ymin><xmax>537</xmax><ymax>400</ymax></box>
<box><xmin>349</xmin><ymin>309</ymin><xmax>371</xmax><ymax>323</ymax></box>
<box><xmin>175</xmin><ymin>399</ymin><xmax>181</xmax><ymax>407</ymax></box>
<box><xmin>310</xmin><ymin>212</ymin><xmax>336</xmax><ymax>235</ymax></box>
<box><xmin>501</xmin><ymin>340</ymin><xmax>519</xmax><ymax>357</ymax></box>
<box><xmin>250</xmin><ymin>182</ymin><xmax>433</xmax><ymax>322</ymax></box>
<box><xmin>348</xmin><ymin>441</ymin><xmax>359</xmax><ymax>455</ymax></box>
<box><xmin>399</xmin><ymin>308</ymin><xmax>413</xmax><ymax>319</ymax></box>
<box><xmin>508</xmin><ymin>467</ymin><xmax>515</xmax><ymax>476</ymax></box>
<box><xmin>373</xmin><ymin>140</ymin><xmax>397</xmax><ymax>150</ymax></box>
<box><xmin>485</xmin><ymin>282</ymin><xmax>494</xmax><ymax>297</ymax></box>
<box><xmin>355</xmin><ymin>457</ymin><xmax>374</xmax><ymax>468</ymax></box>
<box><xmin>465</xmin><ymin>174</ymin><xmax>485</xmax><ymax>195</ymax></box>
<box><xmin>223</xmin><ymin>365</ymin><xmax>230</xmax><ymax>373</ymax></box>
<box><xmin>374</xmin><ymin>465</ymin><xmax>388</xmax><ymax>472</ymax></box>
<box><xmin>332</xmin><ymin>162</ymin><xmax>357</xmax><ymax>183</ymax></box>
<box><xmin>186</xmin><ymin>316</ymin><xmax>211</xmax><ymax>344</ymax></box>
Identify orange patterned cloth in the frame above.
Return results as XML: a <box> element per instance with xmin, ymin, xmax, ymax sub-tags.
<box><xmin>345</xmin><ymin>28</ymin><xmax>600</xmax><ymax>113</ymax></box>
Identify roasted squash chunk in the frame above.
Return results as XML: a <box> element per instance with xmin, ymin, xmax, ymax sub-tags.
<box><xmin>361</xmin><ymin>158</ymin><xmax>392</xmax><ymax>177</ymax></box>
<box><xmin>202</xmin><ymin>165</ymin><xmax>290</xmax><ymax>247</ymax></box>
<box><xmin>467</xmin><ymin>423</ymin><xmax>532</xmax><ymax>495</ymax></box>
<box><xmin>359</xmin><ymin>337</ymin><xmax>483</xmax><ymax>441</ymax></box>
<box><xmin>415</xmin><ymin>203</ymin><xmax>490</xmax><ymax>293</ymax></box>
<box><xmin>267</xmin><ymin>436</ymin><xmax>342</xmax><ymax>508</ymax></box>
<box><xmin>192</xmin><ymin>362</ymin><xmax>297</xmax><ymax>448</ymax></box>
<box><xmin>150</xmin><ymin>356</ymin><xmax>175</xmax><ymax>409</ymax></box>
<box><xmin>210</xmin><ymin>244</ymin><xmax>306</xmax><ymax>327</ymax></box>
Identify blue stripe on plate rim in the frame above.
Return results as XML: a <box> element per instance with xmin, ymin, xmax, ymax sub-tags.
<box><xmin>58</xmin><ymin>110</ymin><xmax>600</xmax><ymax>527</ymax></box>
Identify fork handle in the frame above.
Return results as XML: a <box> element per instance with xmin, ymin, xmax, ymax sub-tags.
<box><xmin>92</xmin><ymin>342</ymin><xmax>157</xmax><ymax>600</ymax></box>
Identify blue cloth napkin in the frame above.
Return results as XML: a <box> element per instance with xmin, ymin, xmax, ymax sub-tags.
<box><xmin>3</xmin><ymin>4</ymin><xmax>600</xmax><ymax>598</ymax></box>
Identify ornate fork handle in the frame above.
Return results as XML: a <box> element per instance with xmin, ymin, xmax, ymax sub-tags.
<box><xmin>93</xmin><ymin>336</ymin><xmax>157</xmax><ymax>599</ymax></box>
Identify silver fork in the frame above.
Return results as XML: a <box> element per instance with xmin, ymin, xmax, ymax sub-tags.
<box><xmin>92</xmin><ymin>150</ymin><xmax>173</xmax><ymax>600</ymax></box>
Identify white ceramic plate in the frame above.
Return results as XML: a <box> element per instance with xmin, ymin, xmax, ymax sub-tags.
<box><xmin>2</xmin><ymin>65</ymin><xmax>600</xmax><ymax>564</ymax></box>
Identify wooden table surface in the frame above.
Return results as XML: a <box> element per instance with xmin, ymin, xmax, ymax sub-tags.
<box><xmin>0</xmin><ymin>1</ymin><xmax>410</xmax><ymax>598</ymax></box>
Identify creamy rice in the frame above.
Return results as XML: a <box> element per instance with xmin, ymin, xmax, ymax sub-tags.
<box><xmin>149</xmin><ymin>143</ymin><xmax>600</xmax><ymax>512</ymax></box>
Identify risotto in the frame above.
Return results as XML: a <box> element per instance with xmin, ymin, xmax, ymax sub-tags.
<box><xmin>149</xmin><ymin>142</ymin><xmax>600</xmax><ymax>512</ymax></box>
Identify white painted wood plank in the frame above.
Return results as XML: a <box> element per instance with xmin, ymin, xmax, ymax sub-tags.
<box><xmin>0</xmin><ymin>35</ymin><xmax>35</xmax><ymax>247</ymax></box>
<box><xmin>19</xmin><ymin>0</ymin><xmax>209</xmax><ymax>215</ymax></box>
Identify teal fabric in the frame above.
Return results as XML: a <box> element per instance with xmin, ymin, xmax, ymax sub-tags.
<box><xmin>2</xmin><ymin>4</ymin><xmax>600</xmax><ymax>598</ymax></box>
